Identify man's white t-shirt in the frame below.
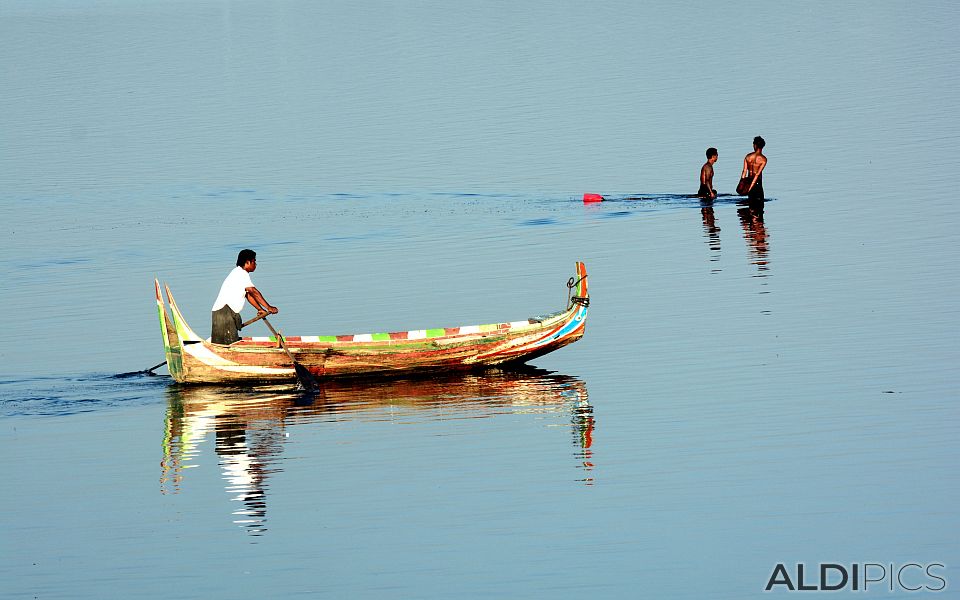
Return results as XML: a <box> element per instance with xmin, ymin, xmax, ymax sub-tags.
<box><xmin>212</xmin><ymin>266</ymin><xmax>254</xmax><ymax>312</ymax></box>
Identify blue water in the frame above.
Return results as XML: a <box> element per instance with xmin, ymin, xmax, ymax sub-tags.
<box><xmin>2</xmin><ymin>2</ymin><xmax>958</xmax><ymax>598</ymax></box>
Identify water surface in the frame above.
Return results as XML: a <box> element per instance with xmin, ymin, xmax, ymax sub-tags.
<box><xmin>2</xmin><ymin>2</ymin><xmax>958</xmax><ymax>598</ymax></box>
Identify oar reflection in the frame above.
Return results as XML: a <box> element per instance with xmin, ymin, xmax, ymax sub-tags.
<box><xmin>160</xmin><ymin>368</ymin><xmax>594</xmax><ymax>535</ymax></box>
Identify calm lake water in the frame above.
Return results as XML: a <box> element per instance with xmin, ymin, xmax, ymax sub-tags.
<box><xmin>2</xmin><ymin>2</ymin><xmax>958</xmax><ymax>598</ymax></box>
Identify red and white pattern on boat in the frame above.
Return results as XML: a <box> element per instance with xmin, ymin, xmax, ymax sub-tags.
<box><xmin>236</xmin><ymin>320</ymin><xmax>535</xmax><ymax>346</ymax></box>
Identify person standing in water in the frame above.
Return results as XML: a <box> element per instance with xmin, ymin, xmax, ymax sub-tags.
<box><xmin>211</xmin><ymin>249</ymin><xmax>278</xmax><ymax>345</ymax></box>
<box><xmin>740</xmin><ymin>136</ymin><xmax>767</xmax><ymax>202</ymax></box>
<box><xmin>697</xmin><ymin>147</ymin><xmax>718</xmax><ymax>199</ymax></box>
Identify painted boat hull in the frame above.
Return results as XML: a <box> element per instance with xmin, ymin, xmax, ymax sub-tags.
<box><xmin>156</xmin><ymin>262</ymin><xmax>589</xmax><ymax>384</ymax></box>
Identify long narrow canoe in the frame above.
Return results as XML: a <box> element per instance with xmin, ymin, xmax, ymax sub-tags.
<box><xmin>156</xmin><ymin>262</ymin><xmax>589</xmax><ymax>384</ymax></box>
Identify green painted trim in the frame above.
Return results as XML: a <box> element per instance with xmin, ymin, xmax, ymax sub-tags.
<box><xmin>157</xmin><ymin>304</ymin><xmax>170</xmax><ymax>354</ymax></box>
<box><xmin>426</xmin><ymin>328</ymin><xmax>445</xmax><ymax>338</ymax></box>
<box><xmin>371</xmin><ymin>333</ymin><xmax>391</xmax><ymax>341</ymax></box>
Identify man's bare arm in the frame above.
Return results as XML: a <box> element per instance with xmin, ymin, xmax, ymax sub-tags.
<box><xmin>245</xmin><ymin>287</ymin><xmax>278</xmax><ymax>314</ymax></box>
<box><xmin>749</xmin><ymin>156</ymin><xmax>767</xmax><ymax>190</ymax></box>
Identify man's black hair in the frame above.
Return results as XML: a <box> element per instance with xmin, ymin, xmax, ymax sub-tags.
<box><xmin>706</xmin><ymin>147</ymin><xmax>718</xmax><ymax>159</ymax></box>
<box><xmin>753</xmin><ymin>136</ymin><xmax>766</xmax><ymax>149</ymax></box>
<box><xmin>236</xmin><ymin>249</ymin><xmax>256</xmax><ymax>267</ymax></box>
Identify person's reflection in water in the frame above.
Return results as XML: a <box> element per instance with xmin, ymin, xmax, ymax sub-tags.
<box><xmin>700</xmin><ymin>198</ymin><xmax>722</xmax><ymax>271</ymax></box>
<box><xmin>738</xmin><ymin>201</ymin><xmax>770</xmax><ymax>275</ymax></box>
<box><xmin>215</xmin><ymin>414</ymin><xmax>272</xmax><ymax>535</ymax></box>
<box><xmin>160</xmin><ymin>388</ymin><xmax>285</xmax><ymax>536</ymax></box>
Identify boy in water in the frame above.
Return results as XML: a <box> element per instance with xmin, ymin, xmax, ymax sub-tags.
<box><xmin>698</xmin><ymin>147</ymin><xmax>718</xmax><ymax>199</ymax></box>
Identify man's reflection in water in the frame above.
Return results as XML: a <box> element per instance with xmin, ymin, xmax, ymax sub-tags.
<box><xmin>215</xmin><ymin>414</ymin><xmax>278</xmax><ymax>535</ymax></box>
<box><xmin>700</xmin><ymin>199</ymin><xmax>722</xmax><ymax>271</ymax></box>
<box><xmin>160</xmin><ymin>393</ymin><xmax>283</xmax><ymax>535</ymax></box>
<box><xmin>738</xmin><ymin>201</ymin><xmax>770</xmax><ymax>275</ymax></box>
<box><xmin>160</xmin><ymin>369</ymin><xmax>596</xmax><ymax>534</ymax></box>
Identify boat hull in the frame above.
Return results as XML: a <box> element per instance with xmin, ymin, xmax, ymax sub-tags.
<box><xmin>156</xmin><ymin>262</ymin><xmax>589</xmax><ymax>384</ymax></box>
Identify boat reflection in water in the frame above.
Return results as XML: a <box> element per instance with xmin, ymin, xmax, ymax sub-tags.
<box><xmin>160</xmin><ymin>367</ymin><xmax>594</xmax><ymax>535</ymax></box>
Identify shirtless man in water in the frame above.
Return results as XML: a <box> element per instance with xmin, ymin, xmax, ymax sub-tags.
<box><xmin>698</xmin><ymin>147</ymin><xmax>718</xmax><ymax>199</ymax></box>
<box><xmin>740</xmin><ymin>136</ymin><xmax>767</xmax><ymax>202</ymax></box>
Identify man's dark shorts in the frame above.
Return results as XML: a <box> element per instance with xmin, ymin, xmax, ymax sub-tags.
<box><xmin>748</xmin><ymin>173</ymin><xmax>764</xmax><ymax>201</ymax></box>
<box><xmin>211</xmin><ymin>305</ymin><xmax>242</xmax><ymax>345</ymax></box>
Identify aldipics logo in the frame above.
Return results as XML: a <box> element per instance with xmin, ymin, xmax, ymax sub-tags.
<box><xmin>764</xmin><ymin>563</ymin><xmax>947</xmax><ymax>592</ymax></box>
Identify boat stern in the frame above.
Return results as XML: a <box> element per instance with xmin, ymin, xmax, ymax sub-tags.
<box><xmin>155</xmin><ymin>279</ymin><xmax>185</xmax><ymax>381</ymax></box>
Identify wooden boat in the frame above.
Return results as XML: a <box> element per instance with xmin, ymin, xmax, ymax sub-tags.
<box><xmin>156</xmin><ymin>262</ymin><xmax>589</xmax><ymax>384</ymax></box>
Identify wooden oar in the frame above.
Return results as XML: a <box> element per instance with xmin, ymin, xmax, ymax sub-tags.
<box><xmin>115</xmin><ymin>361</ymin><xmax>167</xmax><ymax>378</ymax></box>
<box><xmin>239</xmin><ymin>312</ymin><xmax>269</xmax><ymax>330</ymax></box>
<box><xmin>262</xmin><ymin>316</ymin><xmax>319</xmax><ymax>391</ymax></box>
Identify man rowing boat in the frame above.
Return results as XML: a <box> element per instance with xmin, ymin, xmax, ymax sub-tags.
<box><xmin>211</xmin><ymin>249</ymin><xmax>278</xmax><ymax>345</ymax></box>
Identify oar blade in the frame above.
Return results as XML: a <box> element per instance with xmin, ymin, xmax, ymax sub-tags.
<box><xmin>262</xmin><ymin>316</ymin><xmax>320</xmax><ymax>391</ymax></box>
<box><xmin>293</xmin><ymin>361</ymin><xmax>320</xmax><ymax>391</ymax></box>
<box><xmin>114</xmin><ymin>361</ymin><xmax>167</xmax><ymax>378</ymax></box>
